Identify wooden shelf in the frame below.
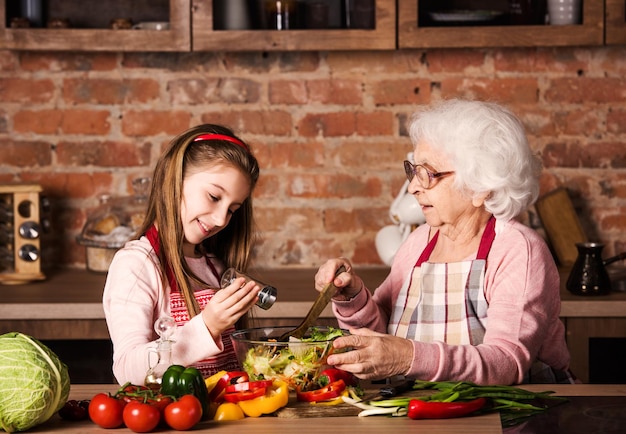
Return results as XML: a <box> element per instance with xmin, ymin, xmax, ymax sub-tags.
<box><xmin>191</xmin><ymin>0</ymin><xmax>396</xmax><ymax>51</ymax></box>
<box><xmin>606</xmin><ymin>0</ymin><xmax>626</xmax><ymax>44</ymax></box>
<box><xmin>0</xmin><ymin>1</ymin><xmax>622</xmax><ymax>52</ymax></box>
<box><xmin>0</xmin><ymin>0</ymin><xmax>190</xmax><ymax>51</ymax></box>
<box><xmin>399</xmin><ymin>0</ymin><xmax>605</xmax><ymax>48</ymax></box>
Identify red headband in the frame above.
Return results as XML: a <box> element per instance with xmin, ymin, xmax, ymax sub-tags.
<box><xmin>194</xmin><ymin>133</ymin><xmax>249</xmax><ymax>152</ymax></box>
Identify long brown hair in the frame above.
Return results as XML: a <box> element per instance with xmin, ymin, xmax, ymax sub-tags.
<box><xmin>137</xmin><ymin>124</ymin><xmax>260</xmax><ymax>319</ymax></box>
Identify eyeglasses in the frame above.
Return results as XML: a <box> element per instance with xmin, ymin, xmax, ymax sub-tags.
<box><xmin>403</xmin><ymin>160</ymin><xmax>455</xmax><ymax>189</ymax></box>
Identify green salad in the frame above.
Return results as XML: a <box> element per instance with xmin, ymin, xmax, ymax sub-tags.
<box><xmin>241</xmin><ymin>327</ymin><xmax>345</xmax><ymax>390</ymax></box>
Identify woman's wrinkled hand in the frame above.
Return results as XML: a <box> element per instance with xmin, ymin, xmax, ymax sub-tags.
<box><xmin>326</xmin><ymin>328</ymin><xmax>413</xmax><ymax>380</ymax></box>
<box><xmin>202</xmin><ymin>277</ymin><xmax>259</xmax><ymax>340</ymax></box>
<box><xmin>314</xmin><ymin>258</ymin><xmax>361</xmax><ymax>300</ymax></box>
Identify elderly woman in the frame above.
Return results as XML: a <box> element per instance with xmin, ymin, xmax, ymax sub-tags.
<box><xmin>315</xmin><ymin>99</ymin><xmax>574</xmax><ymax>385</ymax></box>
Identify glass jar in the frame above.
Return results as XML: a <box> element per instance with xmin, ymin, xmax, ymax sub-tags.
<box><xmin>76</xmin><ymin>177</ymin><xmax>150</xmax><ymax>273</ymax></box>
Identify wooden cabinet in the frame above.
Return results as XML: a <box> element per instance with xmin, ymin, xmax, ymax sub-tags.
<box><xmin>0</xmin><ymin>0</ymin><xmax>190</xmax><ymax>51</ymax></box>
<box><xmin>191</xmin><ymin>0</ymin><xmax>396</xmax><ymax>51</ymax></box>
<box><xmin>399</xmin><ymin>0</ymin><xmax>605</xmax><ymax>48</ymax></box>
<box><xmin>0</xmin><ymin>1</ymin><xmax>622</xmax><ymax>53</ymax></box>
<box><xmin>606</xmin><ymin>0</ymin><xmax>626</xmax><ymax>44</ymax></box>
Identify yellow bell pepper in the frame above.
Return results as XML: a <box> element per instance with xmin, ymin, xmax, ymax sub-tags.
<box><xmin>213</xmin><ymin>402</ymin><xmax>245</xmax><ymax>421</ymax></box>
<box><xmin>236</xmin><ymin>380</ymin><xmax>289</xmax><ymax>417</ymax></box>
<box><xmin>204</xmin><ymin>370</ymin><xmax>227</xmax><ymax>394</ymax></box>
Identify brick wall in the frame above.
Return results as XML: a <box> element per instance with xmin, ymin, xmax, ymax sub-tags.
<box><xmin>0</xmin><ymin>46</ymin><xmax>625</xmax><ymax>271</ymax></box>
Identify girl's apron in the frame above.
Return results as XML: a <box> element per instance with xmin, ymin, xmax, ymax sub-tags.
<box><xmin>389</xmin><ymin>217</ymin><xmax>574</xmax><ymax>383</ymax></box>
<box><xmin>146</xmin><ymin>226</ymin><xmax>240</xmax><ymax>378</ymax></box>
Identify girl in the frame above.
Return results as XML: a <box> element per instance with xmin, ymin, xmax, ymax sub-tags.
<box><xmin>103</xmin><ymin>124</ymin><xmax>261</xmax><ymax>385</ymax></box>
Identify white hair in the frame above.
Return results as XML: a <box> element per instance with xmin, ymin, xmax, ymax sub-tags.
<box><xmin>408</xmin><ymin>99</ymin><xmax>542</xmax><ymax>221</ymax></box>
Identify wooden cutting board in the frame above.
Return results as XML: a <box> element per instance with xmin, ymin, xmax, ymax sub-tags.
<box><xmin>276</xmin><ymin>397</ymin><xmax>362</xmax><ymax>418</ymax></box>
<box><xmin>275</xmin><ymin>388</ymin><xmax>433</xmax><ymax>418</ymax></box>
<box><xmin>535</xmin><ymin>187</ymin><xmax>588</xmax><ymax>266</ymax></box>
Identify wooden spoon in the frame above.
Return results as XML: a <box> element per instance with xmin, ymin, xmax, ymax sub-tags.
<box><xmin>278</xmin><ymin>265</ymin><xmax>347</xmax><ymax>342</ymax></box>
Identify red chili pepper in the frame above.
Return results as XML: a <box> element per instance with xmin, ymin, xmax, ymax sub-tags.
<box><xmin>317</xmin><ymin>368</ymin><xmax>358</xmax><ymax>387</ymax></box>
<box><xmin>296</xmin><ymin>379</ymin><xmax>346</xmax><ymax>402</ymax></box>
<box><xmin>407</xmin><ymin>397</ymin><xmax>487</xmax><ymax>420</ymax></box>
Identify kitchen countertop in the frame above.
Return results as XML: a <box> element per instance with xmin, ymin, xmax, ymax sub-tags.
<box><xmin>29</xmin><ymin>384</ymin><xmax>626</xmax><ymax>433</ymax></box>
<box><xmin>1</xmin><ymin>267</ymin><xmax>625</xmax><ymax>320</ymax></box>
<box><xmin>0</xmin><ymin>267</ymin><xmax>389</xmax><ymax>320</ymax></box>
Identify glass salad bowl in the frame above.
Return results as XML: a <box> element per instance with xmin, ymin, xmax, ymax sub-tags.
<box><xmin>230</xmin><ymin>326</ymin><xmax>347</xmax><ymax>391</ymax></box>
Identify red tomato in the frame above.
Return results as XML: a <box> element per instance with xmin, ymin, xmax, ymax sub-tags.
<box><xmin>123</xmin><ymin>401</ymin><xmax>161</xmax><ymax>433</ymax></box>
<box><xmin>122</xmin><ymin>384</ymin><xmax>151</xmax><ymax>394</ymax></box>
<box><xmin>88</xmin><ymin>393</ymin><xmax>125</xmax><ymax>429</ymax></box>
<box><xmin>163</xmin><ymin>395</ymin><xmax>203</xmax><ymax>431</ymax></box>
<box><xmin>148</xmin><ymin>395</ymin><xmax>173</xmax><ymax>413</ymax></box>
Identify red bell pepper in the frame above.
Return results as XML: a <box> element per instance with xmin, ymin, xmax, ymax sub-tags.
<box><xmin>317</xmin><ymin>368</ymin><xmax>357</xmax><ymax>387</ymax></box>
<box><xmin>208</xmin><ymin>371</ymin><xmax>249</xmax><ymax>402</ymax></box>
<box><xmin>224</xmin><ymin>380</ymin><xmax>273</xmax><ymax>394</ymax></box>
<box><xmin>296</xmin><ymin>379</ymin><xmax>346</xmax><ymax>402</ymax></box>
<box><xmin>223</xmin><ymin>387</ymin><xmax>267</xmax><ymax>403</ymax></box>
<box><xmin>407</xmin><ymin>397</ymin><xmax>487</xmax><ymax>419</ymax></box>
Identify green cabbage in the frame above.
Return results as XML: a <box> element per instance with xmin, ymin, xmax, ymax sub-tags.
<box><xmin>0</xmin><ymin>332</ymin><xmax>70</xmax><ymax>432</ymax></box>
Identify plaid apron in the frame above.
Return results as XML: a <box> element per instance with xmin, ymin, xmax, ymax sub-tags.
<box><xmin>388</xmin><ymin>217</ymin><xmax>494</xmax><ymax>344</ymax></box>
<box><xmin>146</xmin><ymin>225</ymin><xmax>240</xmax><ymax>378</ymax></box>
<box><xmin>388</xmin><ymin>217</ymin><xmax>576</xmax><ymax>383</ymax></box>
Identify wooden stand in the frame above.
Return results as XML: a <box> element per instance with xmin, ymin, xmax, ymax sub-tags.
<box><xmin>0</xmin><ymin>184</ymin><xmax>46</xmax><ymax>284</ymax></box>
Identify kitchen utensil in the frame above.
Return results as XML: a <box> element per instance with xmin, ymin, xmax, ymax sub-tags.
<box><xmin>278</xmin><ymin>265</ymin><xmax>346</xmax><ymax>341</ymax></box>
<box><xmin>535</xmin><ymin>188</ymin><xmax>587</xmax><ymax>266</ymax></box>
<box><xmin>220</xmin><ymin>268</ymin><xmax>277</xmax><ymax>310</ymax></box>
<box><xmin>566</xmin><ymin>242</ymin><xmax>626</xmax><ymax>296</ymax></box>
<box><xmin>360</xmin><ymin>379</ymin><xmax>415</xmax><ymax>402</ymax></box>
<box><xmin>548</xmin><ymin>0</ymin><xmax>581</xmax><ymax>25</ymax></box>
<box><xmin>213</xmin><ymin>0</ymin><xmax>251</xmax><ymax>30</ymax></box>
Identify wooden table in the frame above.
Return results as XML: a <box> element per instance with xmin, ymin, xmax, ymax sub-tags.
<box><xmin>31</xmin><ymin>384</ymin><xmax>626</xmax><ymax>433</ymax></box>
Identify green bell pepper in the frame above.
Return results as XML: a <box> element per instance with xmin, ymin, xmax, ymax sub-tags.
<box><xmin>161</xmin><ymin>365</ymin><xmax>210</xmax><ymax>419</ymax></box>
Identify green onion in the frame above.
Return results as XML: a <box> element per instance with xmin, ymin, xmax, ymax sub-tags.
<box><xmin>350</xmin><ymin>379</ymin><xmax>567</xmax><ymax>426</ymax></box>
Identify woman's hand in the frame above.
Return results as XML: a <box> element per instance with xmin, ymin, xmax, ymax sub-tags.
<box><xmin>201</xmin><ymin>277</ymin><xmax>259</xmax><ymax>341</ymax></box>
<box><xmin>315</xmin><ymin>258</ymin><xmax>362</xmax><ymax>300</ymax></box>
<box><xmin>326</xmin><ymin>328</ymin><xmax>413</xmax><ymax>380</ymax></box>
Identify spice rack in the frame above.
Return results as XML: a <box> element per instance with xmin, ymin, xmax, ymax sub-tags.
<box><xmin>0</xmin><ymin>184</ymin><xmax>46</xmax><ymax>284</ymax></box>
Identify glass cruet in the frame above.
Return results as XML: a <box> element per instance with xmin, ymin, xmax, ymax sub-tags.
<box><xmin>144</xmin><ymin>316</ymin><xmax>177</xmax><ymax>390</ymax></box>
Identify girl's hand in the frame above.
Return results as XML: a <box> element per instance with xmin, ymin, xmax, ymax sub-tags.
<box><xmin>314</xmin><ymin>258</ymin><xmax>362</xmax><ymax>300</ymax></box>
<box><xmin>326</xmin><ymin>328</ymin><xmax>413</xmax><ymax>380</ymax></box>
<box><xmin>202</xmin><ymin>277</ymin><xmax>258</xmax><ymax>340</ymax></box>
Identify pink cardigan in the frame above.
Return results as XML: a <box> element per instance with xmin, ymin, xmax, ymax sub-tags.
<box><xmin>102</xmin><ymin>237</ymin><xmax>226</xmax><ymax>385</ymax></box>
<box><xmin>332</xmin><ymin>219</ymin><xmax>571</xmax><ymax>385</ymax></box>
